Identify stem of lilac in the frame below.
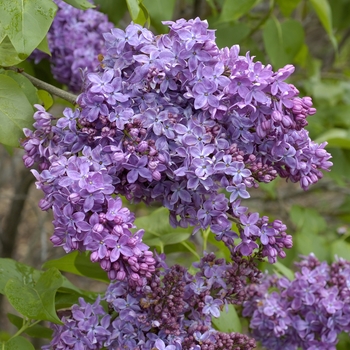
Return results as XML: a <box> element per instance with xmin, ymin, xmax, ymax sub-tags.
<box><xmin>6</xmin><ymin>67</ymin><xmax>78</xmax><ymax>105</ymax></box>
<box><xmin>202</xmin><ymin>227</ymin><xmax>210</xmax><ymax>252</ymax></box>
<box><xmin>181</xmin><ymin>241</ymin><xmax>200</xmax><ymax>260</ymax></box>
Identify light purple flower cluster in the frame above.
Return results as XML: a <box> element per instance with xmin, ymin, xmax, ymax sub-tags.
<box><xmin>31</xmin><ymin>0</ymin><xmax>113</xmax><ymax>92</ymax></box>
<box><xmin>73</xmin><ymin>18</ymin><xmax>331</xmax><ymax>262</ymax></box>
<box><xmin>44</xmin><ymin>252</ymin><xmax>258</xmax><ymax>349</ymax></box>
<box><xmin>22</xmin><ymin>105</ymin><xmax>155</xmax><ymax>287</ymax></box>
<box><xmin>242</xmin><ymin>254</ymin><xmax>350</xmax><ymax>350</ymax></box>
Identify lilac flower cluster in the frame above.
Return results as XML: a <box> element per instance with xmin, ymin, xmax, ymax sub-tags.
<box><xmin>31</xmin><ymin>0</ymin><xmax>113</xmax><ymax>92</ymax></box>
<box><xmin>45</xmin><ymin>252</ymin><xmax>258</xmax><ymax>349</ymax></box>
<box><xmin>242</xmin><ymin>254</ymin><xmax>350</xmax><ymax>350</ymax></box>
<box><xmin>22</xmin><ymin>105</ymin><xmax>155</xmax><ymax>287</ymax></box>
<box><xmin>73</xmin><ymin>18</ymin><xmax>331</xmax><ymax>262</ymax></box>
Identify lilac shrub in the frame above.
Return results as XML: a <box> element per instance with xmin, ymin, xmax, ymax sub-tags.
<box><xmin>44</xmin><ymin>252</ymin><xmax>259</xmax><ymax>349</ymax></box>
<box><xmin>22</xmin><ymin>16</ymin><xmax>334</xmax><ymax>350</ymax></box>
<box><xmin>22</xmin><ymin>17</ymin><xmax>332</xmax><ymax>282</ymax></box>
<box><xmin>243</xmin><ymin>254</ymin><xmax>350</xmax><ymax>350</ymax></box>
<box><xmin>31</xmin><ymin>0</ymin><xmax>114</xmax><ymax>92</ymax></box>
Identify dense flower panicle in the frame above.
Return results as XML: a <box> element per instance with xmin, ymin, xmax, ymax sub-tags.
<box><xmin>45</xmin><ymin>253</ymin><xmax>258</xmax><ymax>350</ymax></box>
<box><xmin>23</xmin><ymin>18</ymin><xmax>332</xmax><ymax>266</ymax></box>
<box><xmin>242</xmin><ymin>254</ymin><xmax>350</xmax><ymax>350</ymax></box>
<box><xmin>30</xmin><ymin>0</ymin><xmax>114</xmax><ymax>92</ymax></box>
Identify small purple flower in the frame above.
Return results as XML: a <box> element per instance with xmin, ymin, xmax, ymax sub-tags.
<box><xmin>202</xmin><ymin>295</ymin><xmax>223</xmax><ymax>318</ymax></box>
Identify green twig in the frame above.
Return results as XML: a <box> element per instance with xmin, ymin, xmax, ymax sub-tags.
<box><xmin>6</xmin><ymin>67</ymin><xmax>78</xmax><ymax>105</ymax></box>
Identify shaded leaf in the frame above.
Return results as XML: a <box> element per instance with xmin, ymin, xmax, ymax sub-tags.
<box><xmin>212</xmin><ymin>304</ymin><xmax>242</xmax><ymax>333</ymax></box>
<box><xmin>331</xmin><ymin>240</ymin><xmax>350</xmax><ymax>261</ymax></box>
<box><xmin>0</xmin><ymin>74</ymin><xmax>34</xmax><ymax>147</ymax></box>
<box><xmin>219</xmin><ymin>0</ymin><xmax>261</xmax><ymax>22</ymax></box>
<box><xmin>281</xmin><ymin>19</ymin><xmax>305</xmax><ymax>59</ymax></box>
<box><xmin>55</xmin><ymin>291</ymin><xmax>98</xmax><ymax>310</ymax></box>
<box><xmin>93</xmin><ymin>0</ymin><xmax>128</xmax><ymax>25</ymax></box>
<box><xmin>273</xmin><ymin>260</ymin><xmax>294</xmax><ymax>280</ymax></box>
<box><xmin>43</xmin><ymin>251</ymin><xmax>109</xmax><ymax>283</ymax></box>
<box><xmin>3</xmin><ymin>336</ymin><xmax>35</xmax><ymax>350</ymax></box>
<box><xmin>263</xmin><ymin>17</ymin><xmax>287</xmax><ymax>68</ymax></box>
<box><xmin>276</xmin><ymin>0</ymin><xmax>301</xmax><ymax>17</ymax></box>
<box><xmin>315</xmin><ymin>128</ymin><xmax>350</xmax><ymax>149</ymax></box>
<box><xmin>7</xmin><ymin>313</ymin><xmax>53</xmax><ymax>339</ymax></box>
<box><xmin>143</xmin><ymin>0</ymin><xmax>175</xmax><ymax>33</ymax></box>
<box><xmin>215</xmin><ymin>22</ymin><xmax>250</xmax><ymax>48</ymax></box>
<box><xmin>309</xmin><ymin>0</ymin><xmax>337</xmax><ymax>49</ymax></box>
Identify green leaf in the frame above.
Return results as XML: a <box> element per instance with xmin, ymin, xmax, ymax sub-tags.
<box><xmin>214</xmin><ymin>22</ymin><xmax>250</xmax><ymax>48</ymax></box>
<box><xmin>0</xmin><ymin>74</ymin><xmax>34</xmax><ymax>147</ymax></box>
<box><xmin>5</xmin><ymin>267</ymin><xmax>63</xmax><ymax>324</ymax></box>
<box><xmin>290</xmin><ymin>205</ymin><xmax>327</xmax><ymax>233</ymax></box>
<box><xmin>37</xmin><ymin>90</ymin><xmax>53</xmax><ymax>110</ymax></box>
<box><xmin>0</xmin><ymin>0</ymin><xmax>57</xmax><ymax>65</ymax></box>
<box><xmin>309</xmin><ymin>0</ymin><xmax>337</xmax><ymax>49</ymax></box>
<box><xmin>135</xmin><ymin>207</ymin><xmax>193</xmax><ymax>249</ymax></box>
<box><xmin>143</xmin><ymin>0</ymin><xmax>175</xmax><ymax>33</ymax></box>
<box><xmin>273</xmin><ymin>259</ymin><xmax>295</xmax><ymax>280</ymax></box>
<box><xmin>2</xmin><ymin>70</ymin><xmax>39</xmax><ymax>106</ymax></box>
<box><xmin>3</xmin><ymin>336</ymin><xmax>35</xmax><ymax>350</ymax></box>
<box><xmin>219</xmin><ymin>0</ymin><xmax>261</xmax><ymax>22</ymax></box>
<box><xmin>314</xmin><ymin>128</ymin><xmax>350</xmax><ymax>149</ymax></box>
<box><xmin>0</xmin><ymin>258</ymin><xmax>41</xmax><ymax>294</ymax></box>
<box><xmin>331</xmin><ymin>240</ymin><xmax>350</xmax><ymax>261</ymax></box>
<box><xmin>263</xmin><ymin>17</ymin><xmax>287</xmax><ymax>68</ymax></box>
<box><xmin>212</xmin><ymin>304</ymin><xmax>242</xmax><ymax>333</ymax></box>
<box><xmin>61</xmin><ymin>0</ymin><xmax>95</xmax><ymax>10</ymax></box>
<box><xmin>126</xmin><ymin>0</ymin><xmax>149</xmax><ymax>26</ymax></box>
<box><xmin>7</xmin><ymin>314</ymin><xmax>53</xmax><ymax>339</ymax></box>
<box><xmin>0</xmin><ymin>36</ymin><xmax>24</xmax><ymax>66</ymax></box>
<box><xmin>263</xmin><ymin>17</ymin><xmax>304</xmax><ymax>68</ymax></box>
<box><xmin>276</xmin><ymin>0</ymin><xmax>301</xmax><ymax>17</ymax></box>
<box><xmin>93</xmin><ymin>0</ymin><xmax>128</xmax><ymax>25</ymax></box>
<box><xmin>55</xmin><ymin>291</ymin><xmax>98</xmax><ymax>310</ymax></box>
<box><xmin>42</xmin><ymin>251</ymin><xmax>109</xmax><ymax>283</ymax></box>
<box><xmin>134</xmin><ymin>207</ymin><xmax>171</xmax><ymax>237</ymax></box>
<box><xmin>36</xmin><ymin>36</ymin><xmax>50</xmax><ymax>55</ymax></box>
<box><xmin>281</xmin><ymin>19</ymin><xmax>305</xmax><ymax>60</ymax></box>
<box><xmin>159</xmin><ymin>232</ymin><xmax>191</xmax><ymax>245</ymax></box>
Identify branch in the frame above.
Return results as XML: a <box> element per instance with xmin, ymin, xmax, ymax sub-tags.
<box><xmin>7</xmin><ymin>67</ymin><xmax>78</xmax><ymax>105</ymax></box>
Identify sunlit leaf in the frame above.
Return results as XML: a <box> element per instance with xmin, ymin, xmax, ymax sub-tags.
<box><xmin>3</xmin><ymin>336</ymin><xmax>35</xmax><ymax>350</ymax></box>
<box><xmin>212</xmin><ymin>304</ymin><xmax>242</xmax><ymax>333</ymax></box>
<box><xmin>0</xmin><ymin>0</ymin><xmax>57</xmax><ymax>66</ymax></box>
<box><xmin>61</xmin><ymin>0</ymin><xmax>95</xmax><ymax>10</ymax></box>
<box><xmin>0</xmin><ymin>74</ymin><xmax>34</xmax><ymax>147</ymax></box>
<box><xmin>5</xmin><ymin>268</ymin><xmax>63</xmax><ymax>324</ymax></box>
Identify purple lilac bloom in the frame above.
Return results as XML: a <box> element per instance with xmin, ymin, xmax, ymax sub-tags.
<box><xmin>45</xmin><ymin>252</ymin><xmax>259</xmax><ymax>350</ymax></box>
<box><xmin>243</xmin><ymin>254</ymin><xmax>350</xmax><ymax>349</ymax></box>
<box><xmin>24</xmin><ymin>18</ymin><xmax>332</xmax><ymax>267</ymax></box>
<box><xmin>30</xmin><ymin>0</ymin><xmax>114</xmax><ymax>92</ymax></box>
